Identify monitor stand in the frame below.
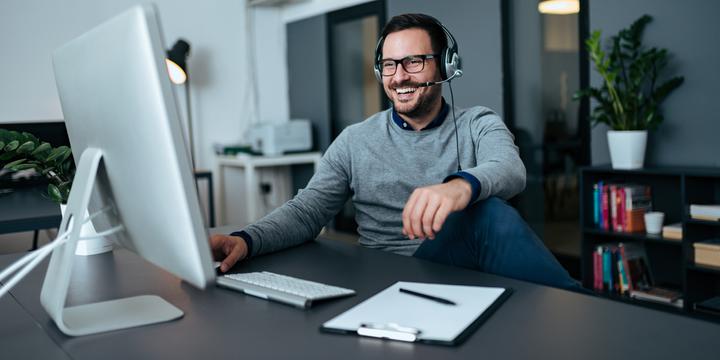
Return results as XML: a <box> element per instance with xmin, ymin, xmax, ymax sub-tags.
<box><xmin>40</xmin><ymin>148</ymin><xmax>183</xmax><ymax>336</ymax></box>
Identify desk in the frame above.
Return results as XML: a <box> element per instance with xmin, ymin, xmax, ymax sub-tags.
<box><xmin>215</xmin><ymin>152</ymin><xmax>321</xmax><ymax>225</ymax></box>
<box><xmin>0</xmin><ymin>186</ymin><xmax>62</xmax><ymax>250</ymax></box>
<box><xmin>1</xmin><ymin>232</ymin><xmax>720</xmax><ymax>359</ymax></box>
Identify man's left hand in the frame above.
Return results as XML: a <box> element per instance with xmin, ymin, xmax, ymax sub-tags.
<box><xmin>402</xmin><ymin>178</ymin><xmax>472</xmax><ymax>240</ymax></box>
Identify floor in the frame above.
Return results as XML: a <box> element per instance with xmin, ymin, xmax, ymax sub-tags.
<box><xmin>0</xmin><ymin>230</ymin><xmax>54</xmax><ymax>255</ymax></box>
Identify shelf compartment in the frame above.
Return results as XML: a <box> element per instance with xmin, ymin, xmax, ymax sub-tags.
<box><xmin>583</xmin><ymin>228</ymin><xmax>682</xmax><ymax>245</ymax></box>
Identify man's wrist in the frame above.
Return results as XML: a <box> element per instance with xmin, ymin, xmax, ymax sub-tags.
<box><xmin>443</xmin><ymin>171</ymin><xmax>481</xmax><ymax>206</ymax></box>
<box><xmin>449</xmin><ymin>178</ymin><xmax>472</xmax><ymax>204</ymax></box>
<box><xmin>230</xmin><ymin>230</ymin><xmax>253</xmax><ymax>259</ymax></box>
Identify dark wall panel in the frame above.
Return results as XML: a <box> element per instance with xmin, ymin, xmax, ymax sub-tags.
<box><xmin>589</xmin><ymin>0</ymin><xmax>720</xmax><ymax>167</ymax></box>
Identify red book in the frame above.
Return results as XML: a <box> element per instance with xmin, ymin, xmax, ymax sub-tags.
<box><xmin>593</xmin><ymin>247</ymin><xmax>603</xmax><ymax>291</ymax></box>
<box><xmin>601</xmin><ymin>184</ymin><xmax>610</xmax><ymax>230</ymax></box>
<box><xmin>618</xmin><ymin>187</ymin><xmax>626</xmax><ymax>232</ymax></box>
<box><xmin>610</xmin><ymin>185</ymin><xmax>618</xmax><ymax>232</ymax></box>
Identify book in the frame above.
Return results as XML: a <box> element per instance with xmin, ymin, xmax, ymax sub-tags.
<box><xmin>690</xmin><ymin>204</ymin><xmax>720</xmax><ymax>221</ymax></box>
<box><xmin>593</xmin><ymin>182</ymin><xmax>600</xmax><ymax>227</ymax></box>
<box><xmin>595</xmin><ymin>243</ymin><xmax>652</xmax><ymax>295</ymax></box>
<box><xmin>617</xmin><ymin>252</ymin><xmax>629</xmax><ymax>294</ymax></box>
<box><xmin>601</xmin><ymin>184</ymin><xmax>610</xmax><ymax>230</ymax></box>
<box><xmin>623</xmin><ymin>185</ymin><xmax>651</xmax><ymax>233</ymax></box>
<box><xmin>662</xmin><ymin>223</ymin><xmax>683</xmax><ymax>240</ymax></box>
<box><xmin>617</xmin><ymin>187</ymin><xmax>626</xmax><ymax>232</ymax></box>
<box><xmin>629</xmin><ymin>287</ymin><xmax>683</xmax><ymax>308</ymax></box>
<box><xmin>694</xmin><ymin>238</ymin><xmax>720</xmax><ymax>267</ymax></box>
<box><xmin>690</xmin><ymin>213</ymin><xmax>720</xmax><ymax>222</ymax></box>
<box><xmin>621</xmin><ymin>243</ymin><xmax>653</xmax><ymax>291</ymax></box>
<box><xmin>611</xmin><ymin>185</ymin><xmax>619</xmax><ymax>232</ymax></box>
<box><xmin>592</xmin><ymin>182</ymin><xmax>652</xmax><ymax>233</ymax></box>
<box><xmin>593</xmin><ymin>247</ymin><xmax>603</xmax><ymax>291</ymax></box>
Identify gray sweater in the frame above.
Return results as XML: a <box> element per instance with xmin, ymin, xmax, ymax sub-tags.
<box><xmin>242</xmin><ymin>106</ymin><xmax>526</xmax><ymax>257</ymax></box>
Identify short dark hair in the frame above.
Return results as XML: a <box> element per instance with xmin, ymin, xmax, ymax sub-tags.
<box><xmin>379</xmin><ymin>13</ymin><xmax>447</xmax><ymax>57</ymax></box>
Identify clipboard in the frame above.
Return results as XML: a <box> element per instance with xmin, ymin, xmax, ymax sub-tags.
<box><xmin>320</xmin><ymin>281</ymin><xmax>511</xmax><ymax>346</ymax></box>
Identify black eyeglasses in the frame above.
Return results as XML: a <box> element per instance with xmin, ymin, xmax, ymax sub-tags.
<box><xmin>378</xmin><ymin>54</ymin><xmax>438</xmax><ymax>76</ymax></box>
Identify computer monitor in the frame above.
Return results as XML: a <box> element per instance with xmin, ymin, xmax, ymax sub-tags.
<box><xmin>42</xmin><ymin>4</ymin><xmax>215</xmax><ymax>336</ymax></box>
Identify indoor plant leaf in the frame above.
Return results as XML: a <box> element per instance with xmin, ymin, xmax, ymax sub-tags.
<box><xmin>4</xmin><ymin>140</ymin><xmax>20</xmax><ymax>151</ymax></box>
<box><xmin>31</xmin><ymin>142</ymin><xmax>52</xmax><ymax>157</ymax></box>
<box><xmin>16</xmin><ymin>141</ymin><xmax>36</xmax><ymax>154</ymax></box>
<box><xmin>48</xmin><ymin>183</ymin><xmax>63</xmax><ymax>204</ymax></box>
<box><xmin>3</xmin><ymin>158</ymin><xmax>26</xmax><ymax>169</ymax></box>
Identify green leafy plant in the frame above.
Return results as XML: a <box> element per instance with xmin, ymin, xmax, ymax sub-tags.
<box><xmin>0</xmin><ymin>128</ymin><xmax>74</xmax><ymax>204</ymax></box>
<box><xmin>574</xmin><ymin>15</ymin><xmax>684</xmax><ymax>130</ymax></box>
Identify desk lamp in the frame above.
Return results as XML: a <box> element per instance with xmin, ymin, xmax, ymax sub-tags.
<box><xmin>165</xmin><ymin>39</ymin><xmax>195</xmax><ymax>168</ymax></box>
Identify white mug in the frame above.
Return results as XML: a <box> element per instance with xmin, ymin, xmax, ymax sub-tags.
<box><xmin>644</xmin><ymin>211</ymin><xmax>665</xmax><ymax>234</ymax></box>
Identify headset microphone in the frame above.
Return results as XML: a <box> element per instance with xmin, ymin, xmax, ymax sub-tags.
<box><xmin>416</xmin><ymin>69</ymin><xmax>463</xmax><ymax>88</ymax></box>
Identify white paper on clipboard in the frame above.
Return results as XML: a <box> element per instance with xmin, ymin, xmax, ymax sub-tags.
<box><xmin>321</xmin><ymin>281</ymin><xmax>507</xmax><ymax>344</ymax></box>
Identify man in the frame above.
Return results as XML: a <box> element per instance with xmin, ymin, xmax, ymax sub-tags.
<box><xmin>211</xmin><ymin>13</ymin><xmax>578</xmax><ymax>290</ymax></box>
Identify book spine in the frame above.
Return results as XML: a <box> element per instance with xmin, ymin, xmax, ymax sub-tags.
<box><xmin>617</xmin><ymin>251</ymin><xmax>629</xmax><ymax>294</ymax></box>
<box><xmin>603</xmin><ymin>247</ymin><xmax>611</xmax><ymax>291</ymax></box>
<box><xmin>611</xmin><ymin>247</ymin><xmax>619</xmax><ymax>294</ymax></box>
<box><xmin>602</xmin><ymin>184</ymin><xmax>610</xmax><ymax>231</ymax></box>
<box><xmin>594</xmin><ymin>247</ymin><xmax>603</xmax><ymax>291</ymax></box>
<box><xmin>593</xmin><ymin>183</ymin><xmax>600</xmax><ymax>227</ymax></box>
<box><xmin>618</xmin><ymin>187</ymin><xmax>626</xmax><ymax>232</ymax></box>
<box><xmin>611</xmin><ymin>185</ymin><xmax>618</xmax><ymax>232</ymax></box>
<box><xmin>620</xmin><ymin>245</ymin><xmax>634</xmax><ymax>291</ymax></box>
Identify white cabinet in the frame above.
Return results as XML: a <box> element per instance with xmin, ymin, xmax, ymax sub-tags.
<box><xmin>215</xmin><ymin>152</ymin><xmax>322</xmax><ymax>226</ymax></box>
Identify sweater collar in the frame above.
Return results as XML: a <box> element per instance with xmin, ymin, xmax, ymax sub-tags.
<box><xmin>391</xmin><ymin>97</ymin><xmax>449</xmax><ymax>131</ymax></box>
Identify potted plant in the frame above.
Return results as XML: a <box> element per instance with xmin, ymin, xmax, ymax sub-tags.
<box><xmin>574</xmin><ymin>14</ymin><xmax>684</xmax><ymax>169</ymax></box>
<box><xmin>0</xmin><ymin>129</ymin><xmax>74</xmax><ymax>203</ymax></box>
<box><xmin>1</xmin><ymin>128</ymin><xmax>112</xmax><ymax>255</ymax></box>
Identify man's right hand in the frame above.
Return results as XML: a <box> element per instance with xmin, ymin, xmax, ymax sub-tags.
<box><xmin>209</xmin><ymin>234</ymin><xmax>248</xmax><ymax>273</ymax></box>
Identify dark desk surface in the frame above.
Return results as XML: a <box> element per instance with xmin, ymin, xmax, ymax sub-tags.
<box><xmin>2</xmin><ymin>235</ymin><xmax>720</xmax><ymax>360</ymax></box>
<box><xmin>0</xmin><ymin>186</ymin><xmax>61</xmax><ymax>234</ymax></box>
<box><xmin>0</xmin><ymin>293</ymin><xmax>70</xmax><ymax>359</ymax></box>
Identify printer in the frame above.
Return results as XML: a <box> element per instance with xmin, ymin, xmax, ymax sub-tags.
<box><xmin>247</xmin><ymin>119</ymin><xmax>313</xmax><ymax>156</ymax></box>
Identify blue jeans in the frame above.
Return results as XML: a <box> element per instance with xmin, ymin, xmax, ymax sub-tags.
<box><xmin>413</xmin><ymin>197</ymin><xmax>580</xmax><ymax>290</ymax></box>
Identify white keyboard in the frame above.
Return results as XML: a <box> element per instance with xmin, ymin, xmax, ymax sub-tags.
<box><xmin>217</xmin><ymin>271</ymin><xmax>355</xmax><ymax>309</ymax></box>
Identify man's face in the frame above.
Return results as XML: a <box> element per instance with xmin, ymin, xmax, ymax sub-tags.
<box><xmin>380</xmin><ymin>28</ymin><xmax>442</xmax><ymax>119</ymax></box>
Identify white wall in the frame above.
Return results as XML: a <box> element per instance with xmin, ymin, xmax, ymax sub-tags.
<box><xmin>249</xmin><ymin>6</ymin><xmax>289</xmax><ymax>125</ymax></box>
<box><xmin>282</xmin><ymin>0</ymin><xmax>372</xmax><ymax>23</ymax></box>
<box><xmin>0</xmin><ymin>0</ymin><xmax>259</xmax><ymax>170</ymax></box>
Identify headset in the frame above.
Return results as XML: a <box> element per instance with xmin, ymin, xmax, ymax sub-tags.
<box><xmin>373</xmin><ymin>16</ymin><xmax>465</xmax><ymax>171</ymax></box>
<box><xmin>373</xmin><ymin>17</ymin><xmax>463</xmax><ymax>85</ymax></box>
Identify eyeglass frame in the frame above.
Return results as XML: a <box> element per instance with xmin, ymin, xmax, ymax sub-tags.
<box><xmin>377</xmin><ymin>54</ymin><xmax>439</xmax><ymax>77</ymax></box>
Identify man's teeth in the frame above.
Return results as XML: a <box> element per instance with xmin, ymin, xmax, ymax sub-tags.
<box><xmin>395</xmin><ymin>87</ymin><xmax>417</xmax><ymax>94</ymax></box>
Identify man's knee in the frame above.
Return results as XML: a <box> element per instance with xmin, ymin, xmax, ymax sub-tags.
<box><xmin>466</xmin><ymin>197</ymin><xmax>523</xmax><ymax>234</ymax></box>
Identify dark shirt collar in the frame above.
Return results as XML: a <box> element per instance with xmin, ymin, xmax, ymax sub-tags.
<box><xmin>391</xmin><ymin>97</ymin><xmax>449</xmax><ymax>131</ymax></box>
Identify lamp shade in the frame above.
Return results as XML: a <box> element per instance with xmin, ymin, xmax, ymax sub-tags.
<box><xmin>166</xmin><ymin>39</ymin><xmax>190</xmax><ymax>84</ymax></box>
<box><xmin>538</xmin><ymin>0</ymin><xmax>579</xmax><ymax>15</ymax></box>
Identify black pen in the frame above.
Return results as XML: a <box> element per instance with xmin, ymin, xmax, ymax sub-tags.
<box><xmin>399</xmin><ymin>288</ymin><xmax>456</xmax><ymax>305</ymax></box>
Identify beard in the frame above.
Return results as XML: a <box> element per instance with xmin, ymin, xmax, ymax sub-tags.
<box><xmin>388</xmin><ymin>82</ymin><xmax>442</xmax><ymax>119</ymax></box>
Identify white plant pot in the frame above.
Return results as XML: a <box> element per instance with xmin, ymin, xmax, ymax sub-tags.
<box><xmin>607</xmin><ymin>130</ymin><xmax>647</xmax><ymax>170</ymax></box>
<box><xmin>59</xmin><ymin>204</ymin><xmax>114</xmax><ymax>256</ymax></box>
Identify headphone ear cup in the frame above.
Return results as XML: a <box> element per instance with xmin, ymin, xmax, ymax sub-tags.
<box><xmin>374</xmin><ymin>36</ymin><xmax>384</xmax><ymax>83</ymax></box>
<box><xmin>439</xmin><ymin>48</ymin><xmax>449</xmax><ymax>80</ymax></box>
<box><xmin>446</xmin><ymin>51</ymin><xmax>460</xmax><ymax>78</ymax></box>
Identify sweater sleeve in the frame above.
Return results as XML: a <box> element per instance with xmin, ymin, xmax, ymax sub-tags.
<box><xmin>238</xmin><ymin>129</ymin><xmax>352</xmax><ymax>257</ymax></box>
<box><xmin>461</xmin><ymin>108</ymin><xmax>526</xmax><ymax>202</ymax></box>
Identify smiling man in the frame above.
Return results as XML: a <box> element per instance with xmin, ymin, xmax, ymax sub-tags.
<box><xmin>211</xmin><ymin>14</ymin><xmax>578</xmax><ymax>290</ymax></box>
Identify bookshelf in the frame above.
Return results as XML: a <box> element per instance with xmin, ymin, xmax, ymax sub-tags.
<box><xmin>580</xmin><ymin>166</ymin><xmax>720</xmax><ymax>321</ymax></box>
